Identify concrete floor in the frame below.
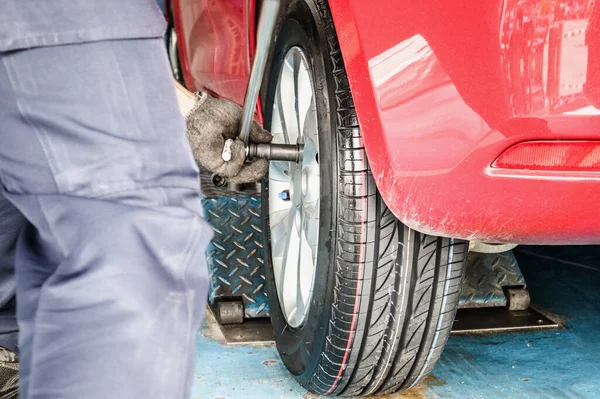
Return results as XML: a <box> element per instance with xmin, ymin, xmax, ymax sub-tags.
<box><xmin>191</xmin><ymin>246</ymin><xmax>600</xmax><ymax>398</ymax></box>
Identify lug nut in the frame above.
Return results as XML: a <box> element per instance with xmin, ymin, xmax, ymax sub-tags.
<box><xmin>278</xmin><ymin>190</ymin><xmax>291</xmax><ymax>201</ymax></box>
<box><xmin>211</xmin><ymin>173</ymin><xmax>227</xmax><ymax>187</ymax></box>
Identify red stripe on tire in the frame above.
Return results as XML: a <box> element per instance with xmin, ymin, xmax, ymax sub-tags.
<box><xmin>324</xmin><ymin>173</ymin><xmax>367</xmax><ymax>395</ymax></box>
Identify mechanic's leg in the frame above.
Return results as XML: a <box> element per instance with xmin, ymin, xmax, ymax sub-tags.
<box><xmin>0</xmin><ymin>192</ymin><xmax>23</xmax><ymax>398</ymax></box>
<box><xmin>0</xmin><ymin>39</ymin><xmax>210</xmax><ymax>398</ymax></box>
<box><xmin>0</xmin><ymin>192</ymin><xmax>23</xmax><ymax>354</ymax></box>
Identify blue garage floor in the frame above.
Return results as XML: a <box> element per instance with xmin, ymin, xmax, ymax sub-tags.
<box><xmin>191</xmin><ymin>246</ymin><xmax>600</xmax><ymax>398</ymax></box>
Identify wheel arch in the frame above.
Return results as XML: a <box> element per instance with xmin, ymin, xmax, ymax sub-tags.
<box><xmin>253</xmin><ymin>0</ymin><xmax>428</xmax><ymax>236</ymax></box>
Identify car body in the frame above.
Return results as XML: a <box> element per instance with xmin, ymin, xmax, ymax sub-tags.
<box><xmin>168</xmin><ymin>0</ymin><xmax>600</xmax><ymax>245</ymax></box>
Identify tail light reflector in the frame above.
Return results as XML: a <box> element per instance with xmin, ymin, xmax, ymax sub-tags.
<box><xmin>492</xmin><ymin>141</ymin><xmax>600</xmax><ymax>171</ymax></box>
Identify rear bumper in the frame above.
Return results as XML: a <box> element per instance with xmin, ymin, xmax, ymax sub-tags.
<box><xmin>373</xmin><ymin>113</ymin><xmax>600</xmax><ymax>245</ymax></box>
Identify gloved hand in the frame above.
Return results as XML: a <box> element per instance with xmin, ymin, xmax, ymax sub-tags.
<box><xmin>186</xmin><ymin>91</ymin><xmax>272</xmax><ymax>184</ymax></box>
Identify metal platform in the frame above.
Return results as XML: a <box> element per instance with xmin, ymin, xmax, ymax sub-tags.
<box><xmin>202</xmin><ymin>194</ymin><xmax>269</xmax><ymax>319</ymax></box>
<box><xmin>207</xmin><ymin>304</ymin><xmax>559</xmax><ymax>346</ymax></box>
<box><xmin>201</xmin><ymin>178</ymin><xmax>529</xmax><ymax>319</ymax></box>
<box><xmin>452</xmin><ymin>307</ymin><xmax>557</xmax><ymax>334</ymax></box>
<box><xmin>459</xmin><ymin>250</ymin><xmax>526</xmax><ymax>309</ymax></box>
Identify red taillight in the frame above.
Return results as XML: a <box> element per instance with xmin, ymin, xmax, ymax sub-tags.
<box><xmin>492</xmin><ymin>141</ymin><xmax>600</xmax><ymax>171</ymax></box>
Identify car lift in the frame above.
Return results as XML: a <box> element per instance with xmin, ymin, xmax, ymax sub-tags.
<box><xmin>198</xmin><ymin>179</ymin><xmax>558</xmax><ymax>345</ymax></box>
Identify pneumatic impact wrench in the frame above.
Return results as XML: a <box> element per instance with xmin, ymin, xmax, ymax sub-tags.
<box><xmin>219</xmin><ymin>0</ymin><xmax>304</xmax><ymax>173</ymax></box>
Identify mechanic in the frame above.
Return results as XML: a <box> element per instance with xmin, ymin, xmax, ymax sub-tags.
<box><xmin>0</xmin><ymin>0</ymin><xmax>269</xmax><ymax>397</ymax></box>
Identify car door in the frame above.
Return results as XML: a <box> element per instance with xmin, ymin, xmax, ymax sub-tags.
<box><xmin>172</xmin><ymin>0</ymin><xmax>254</xmax><ymax>105</ymax></box>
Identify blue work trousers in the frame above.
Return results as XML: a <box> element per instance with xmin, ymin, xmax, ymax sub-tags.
<box><xmin>0</xmin><ymin>38</ymin><xmax>210</xmax><ymax>398</ymax></box>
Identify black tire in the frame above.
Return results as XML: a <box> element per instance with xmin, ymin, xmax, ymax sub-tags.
<box><xmin>261</xmin><ymin>0</ymin><xmax>468</xmax><ymax>396</ymax></box>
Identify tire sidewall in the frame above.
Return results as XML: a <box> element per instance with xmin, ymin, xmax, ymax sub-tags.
<box><xmin>261</xmin><ymin>0</ymin><xmax>338</xmax><ymax>381</ymax></box>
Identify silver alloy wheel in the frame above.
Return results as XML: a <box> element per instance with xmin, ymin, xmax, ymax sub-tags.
<box><xmin>268</xmin><ymin>46</ymin><xmax>320</xmax><ymax>328</ymax></box>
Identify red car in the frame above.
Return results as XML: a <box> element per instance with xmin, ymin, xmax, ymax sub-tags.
<box><xmin>166</xmin><ymin>0</ymin><xmax>600</xmax><ymax>396</ymax></box>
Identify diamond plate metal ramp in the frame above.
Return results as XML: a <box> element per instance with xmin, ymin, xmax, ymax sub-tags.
<box><xmin>200</xmin><ymin>162</ymin><xmax>526</xmax><ymax>317</ymax></box>
<box><xmin>202</xmin><ymin>195</ymin><xmax>269</xmax><ymax>318</ymax></box>
<box><xmin>459</xmin><ymin>251</ymin><xmax>526</xmax><ymax>309</ymax></box>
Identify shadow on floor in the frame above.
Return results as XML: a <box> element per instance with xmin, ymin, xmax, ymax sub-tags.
<box><xmin>428</xmin><ymin>246</ymin><xmax>600</xmax><ymax>398</ymax></box>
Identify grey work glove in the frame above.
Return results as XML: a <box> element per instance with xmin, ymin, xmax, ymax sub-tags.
<box><xmin>186</xmin><ymin>91</ymin><xmax>272</xmax><ymax>184</ymax></box>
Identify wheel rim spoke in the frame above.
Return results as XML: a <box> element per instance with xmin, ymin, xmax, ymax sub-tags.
<box><xmin>279</xmin><ymin>207</ymin><xmax>302</xmax><ymax>318</ymax></box>
<box><xmin>299</xmin><ymin>221</ymin><xmax>316</xmax><ymax>291</ymax></box>
<box><xmin>277</xmin><ymin>56</ymin><xmax>300</xmax><ymax>144</ymax></box>
<box><xmin>292</xmin><ymin>49</ymin><xmax>302</xmax><ymax>139</ymax></box>
<box><xmin>302</xmin><ymin>199</ymin><xmax>319</xmax><ymax>262</ymax></box>
<box><xmin>294</xmin><ymin>210</ymin><xmax>305</xmax><ymax>327</ymax></box>
<box><xmin>269</xmin><ymin>160</ymin><xmax>290</xmax><ymax>183</ymax></box>
<box><xmin>297</xmin><ymin>66</ymin><xmax>314</xmax><ymax>141</ymax></box>
<box><xmin>302</xmin><ymin>96</ymin><xmax>318</xmax><ymax>150</ymax></box>
<box><xmin>268</xmin><ymin>162</ymin><xmax>292</xmax><ymax>221</ymax></box>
